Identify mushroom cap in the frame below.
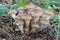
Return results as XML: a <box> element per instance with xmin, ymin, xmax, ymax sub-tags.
<box><xmin>25</xmin><ymin>3</ymin><xmax>35</xmax><ymax>9</ymax></box>
<box><xmin>31</xmin><ymin>7</ymin><xmax>42</xmax><ymax>17</ymax></box>
<box><xmin>8</xmin><ymin>10</ymin><xmax>17</xmax><ymax>15</ymax></box>
<box><xmin>21</xmin><ymin>14</ymin><xmax>32</xmax><ymax>20</ymax></box>
<box><xmin>31</xmin><ymin>11</ymin><xmax>42</xmax><ymax>17</ymax></box>
<box><xmin>40</xmin><ymin>19</ymin><xmax>49</xmax><ymax>25</ymax></box>
<box><xmin>35</xmin><ymin>6</ymin><xmax>42</xmax><ymax>11</ymax></box>
<box><xmin>44</xmin><ymin>10</ymin><xmax>54</xmax><ymax>16</ymax></box>
<box><xmin>31</xmin><ymin>23</ymin><xmax>40</xmax><ymax>28</ymax></box>
<box><xmin>17</xmin><ymin>7</ymin><xmax>25</xmax><ymax>11</ymax></box>
<box><xmin>40</xmin><ymin>14</ymin><xmax>49</xmax><ymax>19</ymax></box>
<box><xmin>14</xmin><ymin>20</ymin><xmax>24</xmax><ymax>25</ymax></box>
<box><xmin>16</xmin><ymin>13</ymin><xmax>23</xmax><ymax>19</ymax></box>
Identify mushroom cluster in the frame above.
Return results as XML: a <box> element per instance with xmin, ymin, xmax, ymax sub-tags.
<box><xmin>8</xmin><ymin>3</ymin><xmax>54</xmax><ymax>34</ymax></box>
<box><xmin>40</xmin><ymin>9</ymin><xmax>55</xmax><ymax>29</ymax></box>
<box><xmin>40</xmin><ymin>10</ymin><xmax>54</xmax><ymax>24</ymax></box>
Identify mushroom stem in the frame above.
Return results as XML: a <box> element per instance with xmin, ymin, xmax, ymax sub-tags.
<box><xmin>18</xmin><ymin>24</ymin><xmax>24</xmax><ymax>34</ymax></box>
<box><xmin>11</xmin><ymin>14</ymin><xmax>16</xmax><ymax>19</ymax></box>
<box><xmin>25</xmin><ymin>20</ymin><xmax>30</xmax><ymax>26</ymax></box>
<box><xmin>25</xmin><ymin>20</ymin><xmax>30</xmax><ymax>32</ymax></box>
<box><xmin>14</xmin><ymin>20</ymin><xmax>24</xmax><ymax>34</ymax></box>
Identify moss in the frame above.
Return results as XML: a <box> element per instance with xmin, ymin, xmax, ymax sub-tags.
<box><xmin>10</xmin><ymin>4</ymin><xmax>18</xmax><ymax>10</ymax></box>
<box><xmin>0</xmin><ymin>4</ymin><xmax>8</xmax><ymax>14</ymax></box>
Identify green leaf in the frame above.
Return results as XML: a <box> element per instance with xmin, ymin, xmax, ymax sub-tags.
<box><xmin>10</xmin><ymin>4</ymin><xmax>18</xmax><ymax>10</ymax></box>
<box><xmin>15</xmin><ymin>0</ymin><xmax>20</xmax><ymax>3</ymax></box>
<box><xmin>17</xmin><ymin>1</ymin><xmax>26</xmax><ymax>7</ymax></box>
<box><xmin>0</xmin><ymin>4</ymin><xmax>8</xmax><ymax>14</ymax></box>
<box><xmin>58</xmin><ymin>14</ymin><xmax>60</xmax><ymax>21</ymax></box>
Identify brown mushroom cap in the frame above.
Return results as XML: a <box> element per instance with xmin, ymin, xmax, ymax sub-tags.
<box><xmin>40</xmin><ymin>19</ymin><xmax>49</xmax><ymax>25</ymax></box>
<box><xmin>17</xmin><ymin>7</ymin><xmax>25</xmax><ymax>11</ymax></box>
<box><xmin>16</xmin><ymin>14</ymin><xmax>23</xmax><ymax>19</ymax></box>
<box><xmin>31</xmin><ymin>7</ymin><xmax>42</xmax><ymax>17</ymax></box>
<box><xmin>44</xmin><ymin>10</ymin><xmax>54</xmax><ymax>16</ymax></box>
<box><xmin>35</xmin><ymin>6</ymin><xmax>42</xmax><ymax>11</ymax></box>
<box><xmin>8</xmin><ymin>10</ymin><xmax>17</xmax><ymax>15</ymax></box>
<box><xmin>31</xmin><ymin>11</ymin><xmax>42</xmax><ymax>17</ymax></box>
<box><xmin>31</xmin><ymin>23</ymin><xmax>40</xmax><ymax>28</ymax></box>
<box><xmin>25</xmin><ymin>3</ymin><xmax>35</xmax><ymax>9</ymax></box>
<box><xmin>21</xmin><ymin>14</ymin><xmax>32</xmax><ymax>20</ymax></box>
<box><xmin>40</xmin><ymin>14</ymin><xmax>49</xmax><ymax>19</ymax></box>
<box><xmin>14</xmin><ymin>20</ymin><xmax>24</xmax><ymax>25</ymax></box>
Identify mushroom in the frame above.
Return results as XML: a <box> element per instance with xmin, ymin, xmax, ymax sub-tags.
<box><xmin>40</xmin><ymin>19</ymin><xmax>49</xmax><ymax>25</ymax></box>
<box><xmin>30</xmin><ymin>23</ymin><xmax>40</xmax><ymax>33</ymax></box>
<box><xmin>44</xmin><ymin>9</ymin><xmax>54</xmax><ymax>16</ymax></box>
<box><xmin>25</xmin><ymin>3</ymin><xmax>35</xmax><ymax>9</ymax></box>
<box><xmin>14</xmin><ymin>19</ymin><xmax>24</xmax><ymax>34</ymax></box>
<box><xmin>35</xmin><ymin>6</ymin><xmax>42</xmax><ymax>10</ymax></box>
<box><xmin>16</xmin><ymin>13</ymin><xmax>27</xmax><ymax>20</ymax></box>
<box><xmin>42</xmin><ymin>9</ymin><xmax>55</xmax><ymax>21</ymax></box>
<box><xmin>8</xmin><ymin>10</ymin><xmax>17</xmax><ymax>20</ymax></box>
<box><xmin>40</xmin><ymin>14</ymin><xmax>51</xmax><ymax>21</ymax></box>
<box><xmin>40</xmin><ymin>19</ymin><xmax>49</xmax><ymax>30</ymax></box>
<box><xmin>17</xmin><ymin>7</ymin><xmax>25</xmax><ymax>14</ymax></box>
<box><xmin>27</xmin><ymin>8</ymin><xmax>35</xmax><ymax>14</ymax></box>
<box><xmin>25</xmin><ymin>3</ymin><xmax>35</xmax><ymax>14</ymax></box>
<box><xmin>41</xmin><ymin>14</ymin><xmax>49</xmax><ymax>19</ymax></box>
<box><xmin>16</xmin><ymin>13</ymin><xmax>23</xmax><ymax>19</ymax></box>
<box><xmin>31</xmin><ymin>7</ymin><xmax>42</xmax><ymax>22</ymax></box>
<box><xmin>21</xmin><ymin>14</ymin><xmax>32</xmax><ymax>32</ymax></box>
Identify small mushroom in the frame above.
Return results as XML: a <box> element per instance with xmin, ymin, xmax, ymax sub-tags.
<box><xmin>41</xmin><ymin>14</ymin><xmax>49</xmax><ymax>19</ymax></box>
<box><xmin>14</xmin><ymin>19</ymin><xmax>24</xmax><ymax>34</ymax></box>
<box><xmin>25</xmin><ymin>3</ymin><xmax>35</xmax><ymax>9</ymax></box>
<box><xmin>16</xmin><ymin>13</ymin><xmax>23</xmax><ymax>19</ymax></box>
<box><xmin>25</xmin><ymin>3</ymin><xmax>35</xmax><ymax>14</ymax></box>
<box><xmin>44</xmin><ymin>10</ymin><xmax>54</xmax><ymax>16</ymax></box>
<box><xmin>8</xmin><ymin>10</ymin><xmax>17</xmax><ymax>20</ymax></box>
<box><xmin>27</xmin><ymin>8</ymin><xmax>35</xmax><ymax>14</ymax></box>
<box><xmin>35</xmin><ymin>6</ymin><xmax>42</xmax><ymax>11</ymax></box>
<box><xmin>31</xmin><ymin>7</ymin><xmax>42</xmax><ymax>22</ymax></box>
<box><xmin>17</xmin><ymin>7</ymin><xmax>25</xmax><ymax>14</ymax></box>
<box><xmin>30</xmin><ymin>23</ymin><xmax>40</xmax><ymax>33</ymax></box>
<box><xmin>22</xmin><ymin>14</ymin><xmax>32</xmax><ymax>32</ymax></box>
<box><xmin>40</xmin><ymin>19</ymin><xmax>49</xmax><ymax>25</ymax></box>
<box><xmin>42</xmin><ymin>10</ymin><xmax>55</xmax><ymax>21</ymax></box>
<box><xmin>40</xmin><ymin>14</ymin><xmax>51</xmax><ymax>21</ymax></box>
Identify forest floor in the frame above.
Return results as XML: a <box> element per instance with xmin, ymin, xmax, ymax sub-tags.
<box><xmin>0</xmin><ymin>15</ymin><xmax>55</xmax><ymax>40</ymax></box>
